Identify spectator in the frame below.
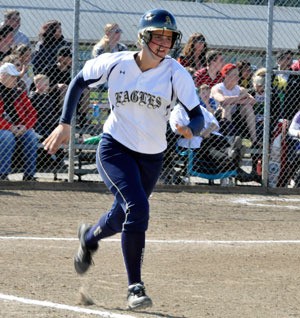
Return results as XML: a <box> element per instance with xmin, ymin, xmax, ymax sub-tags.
<box><xmin>274</xmin><ymin>49</ymin><xmax>300</xmax><ymax>121</ymax></box>
<box><xmin>92</xmin><ymin>23</ymin><xmax>127</xmax><ymax>58</ymax></box>
<box><xmin>236</xmin><ymin>59</ymin><xmax>252</xmax><ymax>89</ymax></box>
<box><xmin>0</xmin><ymin>62</ymin><xmax>38</xmax><ymax>181</ymax></box>
<box><xmin>29</xmin><ymin>74</ymin><xmax>61</xmax><ymax>138</ymax></box>
<box><xmin>274</xmin><ymin>50</ymin><xmax>293</xmax><ymax>85</ymax></box>
<box><xmin>177</xmin><ymin>32</ymin><xmax>207</xmax><ymax>74</ymax></box>
<box><xmin>250</xmin><ymin>67</ymin><xmax>282</xmax><ymax>138</ymax></box>
<box><xmin>211</xmin><ymin>63</ymin><xmax>257</xmax><ymax>144</ymax></box>
<box><xmin>2</xmin><ymin>9</ymin><xmax>30</xmax><ymax>46</ymax></box>
<box><xmin>48</xmin><ymin>46</ymin><xmax>72</xmax><ymax>87</ymax></box>
<box><xmin>169</xmin><ymin>103</ymin><xmax>252</xmax><ymax>185</ymax></box>
<box><xmin>13</xmin><ymin>43</ymin><xmax>34</xmax><ymax>94</ymax></box>
<box><xmin>198</xmin><ymin>84</ymin><xmax>217</xmax><ymax>114</ymax></box>
<box><xmin>0</xmin><ymin>24</ymin><xmax>14</xmax><ymax>61</ymax></box>
<box><xmin>193</xmin><ymin>50</ymin><xmax>224</xmax><ymax>88</ymax></box>
<box><xmin>1</xmin><ymin>53</ymin><xmax>27</xmax><ymax>92</ymax></box>
<box><xmin>291</xmin><ymin>43</ymin><xmax>300</xmax><ymax>71</ymax></box>
<box><xmin>248</xmin><ymin>68</ymin><xmax>283</xmax><ymax>180</ymax></box>
<box><xmin>32</xmin><ymin>20</ymin><xmax>70</xmax><ymax>76</ymax></box>
<box><xmin>285</xmin><ymin>110</ymin><xmax>300</xmax><ymax>187</ymax></box>
<box><xmin>289</xmin><ymin>110</ymin><xmax>300</xmax><ymax>139</ymax></box>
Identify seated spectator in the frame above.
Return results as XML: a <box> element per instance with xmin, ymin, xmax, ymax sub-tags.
<box><xmin>2</xmin><ymin>53</ymin><xmax>27</xmax><ymax>92</ymax></box>
<box><xmin>289</xmin><ymin>110</ymin><xmax>300</xmax><ymax>139</ymax></box>
<box><xmin>92</xmin><ymin>23</ymin><xmax>127</xmax><ymax>58</ymax></box>
<box><xmin>198</xmin><ymin>84</ymin><xmax>217</xmax><ymax>114</ymax></box>
<box><xmin>285</xmin><ymin>110</ymin><xmax>300</xmax><ymax>187</ymax></box>
<box><xmin>274</xmin><ymin>50</ymin><xmax>300</xmax><ymax>121</ymax></box>
<box><xmin>0</xmin><ymin>24</ymin><xmax>14</xmax><ymax>61</ymax></box>
<box><xmin>169</xmin><ymin>103</ymin><xmax>254</xmax><ymax>184</ymax></box>
<box><xmin>177</xmin><ymin>33</ymin><xmax>207</xmax><ymax>75</ymax></box>
<box><xmin>13</xmin><ymin>43</ymin><xmax>33</xmax><ymax>94</ymax></box>
<box><xmin>193</xmin><ymin>50</ymin><xmax>224</xmax><ymax>89</ymax></box>
<box><xmin>0</xmin><ymin>63</ymin><xmax>38</xmax><ymax>181</ymax></box>
<box><xmin>32</xmin><ymin>20</ymin><xmax>71</xmax><ymax>76</ymax></box>
<box><xmin>291</xmin><ymin>43</ymin><xmax>300</xmax><ymax>71</ymax></box>
<box><xmin>29</xmin><ymin>74</ymin><xmax>61</xmax><ymax>138</ymax></box>
<box><xmin>236</xmin><ymin>59</ymin><xmax>253</xmax><ymax>89</ymax></box>
<box><xmin>211</xmin><ymin>63</ymin><xmax>257</xmax><ymax>144</ymax></box>
<box><xmin>48</xmin><ymin>46</ymin><xmax>72</xmax><ymax>87</ymax></box>
<box><xmin>249</xmin><ymin>68</ymin><xmax>266</xmax><ymax>143</ymax></box>
<box><xmin>250</xmin><ymin>68</ymin><xmax>282</xmax><ymax>139</ymax></box>
<box><xmin>2</xmin><ymin>9</ymin><xmax>30</xmax><ymax>46</ymax></box>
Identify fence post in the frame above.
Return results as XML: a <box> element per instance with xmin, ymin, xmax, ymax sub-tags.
<box><xmin>68</xmin><ymin>0</ymin><xmax>80</xmax><ymax>182</ymax></box>
<box><xmin>262</xmin><ymin>0</ymin><xmax>274</xmax><ymax>188</ymax></box>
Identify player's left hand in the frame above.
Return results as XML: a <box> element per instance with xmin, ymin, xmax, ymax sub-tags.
<box><xmin>176</xmin><ymin>124</ymin><xmax>193</xmax><ymax>139</ymax></box>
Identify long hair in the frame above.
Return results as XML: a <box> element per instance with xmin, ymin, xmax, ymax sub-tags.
<box><xmin>39</xmin><ymin>20</ymin><xmax>62</xmax><ymax>45</ymax></box>
<box><xmin>181</xmin><ymin>32</ymin><xmax>207</xmax><ymax>68</ymax></box>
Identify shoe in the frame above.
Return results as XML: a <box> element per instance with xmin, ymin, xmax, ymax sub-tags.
<box><xmin>127</xmin><ymin>283</ymin><xmax>152</xmax><ymax>310</ymax></box>
<box><xmin>74</xmin><ymin>224</ymin><xmax>98</xmax><ymax>275</ymax></box>
<box><xmin>23</xmin><ymin>175</ymin><xmax>37</xmax><ymax>181</ymax></box>
<box><xmin>236</xmin><ymin>168</ymin><xmax>251</xmax><ymax>182</ymax></box>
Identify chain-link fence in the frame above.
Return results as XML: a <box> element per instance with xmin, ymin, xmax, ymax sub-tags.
<box><xmin>0</xmin><ymin>0</ymin><xmax>299</xmax><ymax>188</ymax></box>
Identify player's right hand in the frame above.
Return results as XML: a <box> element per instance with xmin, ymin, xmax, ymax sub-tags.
<box><xmin>43</xmin><ymin>123</ymin><xmax>71</xmax><ymax>155</ymax></box>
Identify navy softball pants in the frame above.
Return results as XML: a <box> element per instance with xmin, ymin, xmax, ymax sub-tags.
<box><xmin>94</xmin><ymin>133</ymin><xmax>163</xmax><ymax>234</ymax></box>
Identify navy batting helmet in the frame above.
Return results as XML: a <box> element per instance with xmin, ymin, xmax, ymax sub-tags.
<box><xmin>138</xmin><ymin>9</ymin><xmax>182</xmax><ymax>49</ymax></box>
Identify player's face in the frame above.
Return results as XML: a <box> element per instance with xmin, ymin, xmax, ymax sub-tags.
<box><xmin>148</xmin><ymin>30</ymin><xmax>173</xmax><ymax>58</ymax></box>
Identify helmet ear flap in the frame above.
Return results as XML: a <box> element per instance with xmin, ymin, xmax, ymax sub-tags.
<box><xmin>140</xmin><ymin>30</ymin><xmax>151</xmax><ymax>46</ymax></box>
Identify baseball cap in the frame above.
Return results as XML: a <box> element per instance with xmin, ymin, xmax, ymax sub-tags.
<box><xmin>0</xmin><ymin>63</ymin><xmax>20</xmax><ymax>76</ymax></box>
<box><xmin>221</xmin><ymin>63</ymin><xmax>237</xmax><ymax>77</ymax></box>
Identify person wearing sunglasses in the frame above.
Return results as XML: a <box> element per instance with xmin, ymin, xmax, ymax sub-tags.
<box><xmin>92</xmin><ymin>23</ymin><xmax>128</xmax><ymax>58</ymax></box>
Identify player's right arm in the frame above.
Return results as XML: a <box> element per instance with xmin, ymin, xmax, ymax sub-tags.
<box><xmin>43</xmin><ymin>70</ymin><xmax>90</xmax><ymax>154</ymax></box>
<box><xmin>43</xmin><ymin>53</ymin><xmax>117</xmax><ymax>154</ymax></box>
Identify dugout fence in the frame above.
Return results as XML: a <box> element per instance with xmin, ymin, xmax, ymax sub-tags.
<box><xmin>0</xmin><ymin>0</ymin><xmax>299</xmax><ymax>189</ymax></box>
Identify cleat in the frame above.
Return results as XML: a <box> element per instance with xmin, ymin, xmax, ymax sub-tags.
<box><xmin>74</xmin><ymin>224</ymin><xmax>98</xmax><ymax>274</ymax></box>
<box><xmin>127</xmin><ymin>283</ymin><xmax>152</xmax><ymax>310</ymax></box>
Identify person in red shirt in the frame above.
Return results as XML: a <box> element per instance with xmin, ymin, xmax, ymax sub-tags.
<box><xmin>193</xmin><ymin>50</ymin><xmax>224</xmax><ymax>88</ymax></box>
<box><xmin>0</xmin><ymin>63</ymin><xmax>38</xmax><ymax>181</ymax></box>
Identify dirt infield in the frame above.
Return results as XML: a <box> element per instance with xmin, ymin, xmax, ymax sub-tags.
<box><xmin>0</xmin><ymin>185</ymin><xmax>300</xmax><ymax>318</ymax></box>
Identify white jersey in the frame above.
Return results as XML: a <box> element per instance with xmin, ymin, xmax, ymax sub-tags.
<box><xmin>82</xmin><ymin>51</ymin><xmax>200</xmax><ymax>154</ymax></box>
<box><xmin>169</xmin><ymin>104</ymin><xmax>220</xmax><ymax>149</ymax></box>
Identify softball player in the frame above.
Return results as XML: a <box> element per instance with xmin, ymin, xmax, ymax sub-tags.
<box><xmin>43</xmin><ymin>8</ymin><xmax>204</xmax><ymax>310</ymax></box>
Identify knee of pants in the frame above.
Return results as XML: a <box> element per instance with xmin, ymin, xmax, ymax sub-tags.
<box><xmin>124</xmin><ymin>199</ymin><xmax>150</xmax><ymax>232</ymax></box>
<box><xmin>0</xmin><ymin>130</ymin><xmax>16</xmax><ymax>151</ymax></box>
<box><xmin>22</xmin><ymin>129</ymin><xmax>38</xmax><ymax>148</ymax></box>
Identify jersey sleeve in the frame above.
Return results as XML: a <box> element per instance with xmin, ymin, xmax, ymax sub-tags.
<box><xmin>171</xmin><ymin>61</ymin><xmax>200</xmax><ymax>110</ymax></box>
<box><xmin>169</xmin><ymin>104</ymin><xmax>190</xmax><ymax>133</ymax></box>
<box><xmin>82</xmin><ymin>52</ymin><xmax>124</xmax><ymax>88</ymax></box>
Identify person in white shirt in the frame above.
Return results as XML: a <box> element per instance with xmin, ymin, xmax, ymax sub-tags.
<box><xmin>211</xmin><ymin>63</ymin><xmax>257</xmax><ymax>145</ymax></box>
<box><xmin>287</xmin><ymin>110</ymin><xmax>300</xmax><ymax>187</ymax></box>
<box><xmin>2</xmin><ymin>10</ymin><xmax>30</xmax><ymax>46</ymax></box>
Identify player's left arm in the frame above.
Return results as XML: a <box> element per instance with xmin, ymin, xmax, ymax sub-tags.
<box><xmin>172</xmin><ymin>62</ymin><xmax>205</xmax><ymax>137</ymax></box>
